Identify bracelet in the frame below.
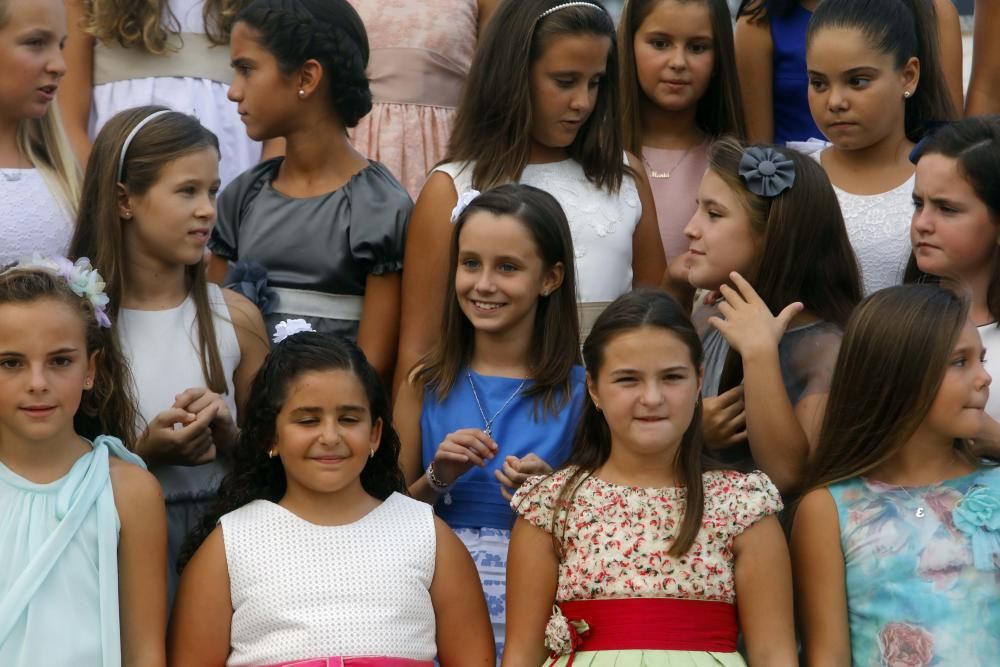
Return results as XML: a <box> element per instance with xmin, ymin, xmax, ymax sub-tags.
<box><xmin>425</xmin><ymin>462</ymin><xmax>454</xmax><ymax>493</ymax></box>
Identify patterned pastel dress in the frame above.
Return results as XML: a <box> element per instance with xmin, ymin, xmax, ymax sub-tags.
<box><xmin>512</xmin><ymin>467</ymin><xmax>783</xmax><ymax>666</ymax></box>
<box><xmin>828</xmin><ymin>468</ymin><xmax>1000</xmax><ymax>666</ymax></box>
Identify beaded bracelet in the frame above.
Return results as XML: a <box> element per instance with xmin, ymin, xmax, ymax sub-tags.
<box><xmin>425</xmin><ymin>462</ymin><xmax>454</xmax><ymax>505</ymax></box>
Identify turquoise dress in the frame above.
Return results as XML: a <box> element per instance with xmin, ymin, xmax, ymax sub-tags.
<box><xmin>828</xmin><ymin>468</ymin><xmax>1000</xmax><ymax>666</ymax></box>
<box><xmin>0</xmin><ymin>436</ymin><xmax>145</xmax><ymax>666</ymax></box>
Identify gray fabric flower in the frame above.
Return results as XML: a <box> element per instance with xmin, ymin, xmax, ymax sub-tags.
<box><xmin>739</xmin><ymin>146</ymin><xmax>795</xmax><ymax>198</ymax></box>
<box><xmin>224</xmin><ymin>259</ymin><xmax>276</xmax><ymax>315</ymax></box>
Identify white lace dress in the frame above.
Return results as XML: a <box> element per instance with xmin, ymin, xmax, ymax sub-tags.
<box><xmin>0</xmin><ymin>169</ymin><xmax>74</xmax><ymax>265</ymax></box>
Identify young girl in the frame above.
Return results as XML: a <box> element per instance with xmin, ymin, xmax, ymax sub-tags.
<box><xmin>393</xmin><ymin>185</ymin><xmax>587</xmax><ymax>659</ymax></box>
<box><xmin>396</xmin><ymin>0</ymin><xmax>667</xmax><ymax>388</ymax></box>
<box><xmin>170</xmin><ymin>327</ymin><xmax>495</xmax><ymax>666</ymax></box>
<box><xmin>618</xmin><ymin>0</ymin><xmax>746</xmax><ymax>307</ymax></box>
<box><xmin>69</xmin><ymin>106</ymin><xmax>269</xmax><ymax>602</ymax></box>
<box><xmin>60</xmin><ymin>0</ymin><xmax>261</xmax><ymax>185</ymax></box>
<box><xmin>504</xmin><ymin>289</ymin><xmax>796</xmax><ymax>666</ymax></box>
<box><xmin>0</xmin><ymin>0</ymin><xmax>80</xmax><ymax>265</ymax></box>
<box><xmin>0</xmin><ymin>259</ymin><xmax>166</xmax><ymax>666</ymax></box>
<box><xmin>683</xmin><ymin>137</ymin><xmax>862</xmax><ymax>493</ymax></box>
<box><xmin>804</xmin><ymin>0</ymin><xmax>958</xmax><ymax>294</ymax></box>
<box><xmin>792</xmin><ymin>285</ymin><xmax>1000</xmax><ymax>664</ymax></box>
<box><xmin>207</xmin><ymin>0</ymin><xmax>412</xmax><ymax>382</ymax></box>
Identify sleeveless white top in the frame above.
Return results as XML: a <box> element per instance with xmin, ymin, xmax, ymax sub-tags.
<box><xmin>220</xmin><ymin>494</ymin><xmax>438</xmax><ymax>666</ymax></box>
<box><xmin>434</xmin><ymin>158</ymin><xmax>641</xmax><ymax>303</ymax></box>
<box><xmin>0</xmin><ymin>169</ymin><xmax>74</xmax><ymax>265</ymax></box>
<box><xmin>980</xmin><ymin>322</ymin><xmax>1000</xmax><ymax>420</ymax></box>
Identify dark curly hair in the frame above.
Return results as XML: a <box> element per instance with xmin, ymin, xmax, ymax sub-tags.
<box><xmin>179</xmin><ymin>332</ymin><xmax>406</xmax><ymax>570</ymax></box>
<box><xmin>235</xmin><ymin>0</ymin><xmax>372</xmax><ymax>127</ymax></box>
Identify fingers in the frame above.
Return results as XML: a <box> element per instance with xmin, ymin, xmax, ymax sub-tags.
<box><xmin>192</xmin><ymin>444</ymin><xmax>218</xmax><ymax>465</ymax></box>
<box><xmin>152</xmin><ymin>407</ymin><xmax>196</xmax><ymax>429</ymax></box>
<box><xmin>184</xmin><ymin>391</ymin><xmax>222</xmax><ymax>415</ymax></box>
<box><xmin>775</xmin><ymin>301</ymin><xmax>805</xmax><ymax>331</ymax></box>
<box><xmin>728</xmin><ymin>272</ymin><xmax>759</xmax><ymax>302</ymax></box>
<box><xmin>716</xmin><ymin>385</ymin><xmax>744</xmax><ymax>405</ymax></box>
<box><xmin>172</xmin><ymin>387</ymin><xmax>208</xmax><ymax>410</ymax></box>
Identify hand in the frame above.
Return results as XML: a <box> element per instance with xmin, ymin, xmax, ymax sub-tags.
<box><xmin>702</xmin><ymin>385</ymin><xmax>748</xmax><ymax>449</ymax></box>
<box><xmin>430</xmin><ymin>428</ymin><xmax>498</xmax><ymax>487</ymax></box>
<box><xmin>173</xmin><ymin>388</ymin><xmax>238</xmax><ymax>454</ymax></box>
<box><xmin>495</xmin><ymin>454</ymin><xmax>553</xmax><ymax>501</ymax></box>
<box><xmin>136</xmin><ymin>403</ymin><xmax>220</xmax><ymax>466</ymax></box>
<box><xmin>707</xmin><ymin>272</ymin><xmax>803</xmax><ymax>359</ymax></box>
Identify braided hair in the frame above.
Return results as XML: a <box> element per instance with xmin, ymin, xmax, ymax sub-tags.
<box><xmin>235</xmin><ymin>0</ymin><xmax>372</xmax><ymax>127</ymax></box>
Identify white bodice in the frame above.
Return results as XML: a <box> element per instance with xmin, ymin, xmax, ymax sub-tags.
<box><xmin>0</xmin><ymin>169</ymin><xmax>74</xmax><ymax>265</ymax></box>
<box><xmin>435</xmin><ymin>159</ymin><xmax>641</xmax><ymax>303</ymax></box>
<box><xmin>220</xmin><ymin>494</ymin><xmax>438</xmax><ymax>666</ymax></box>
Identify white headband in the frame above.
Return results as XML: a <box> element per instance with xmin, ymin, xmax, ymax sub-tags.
<box><xmin>117</xmin><ymin>109</ymin><xmax>172</xmax><ymax>182</ymax></box>
<box><xmin>538</xmin><ymin>2</ymin><xmax>605</xmax><ymax>20</ymax></box>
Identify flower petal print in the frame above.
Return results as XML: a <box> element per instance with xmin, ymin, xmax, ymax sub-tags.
<box><xmin>953</xmin><ymin>486</ymin><xmax>1000</xmax><ymax>571</ymax></box>
<box><xmin>878</xmin><ymin>622</ymin><xmax>934</xmax><ymax>667</ymax></box>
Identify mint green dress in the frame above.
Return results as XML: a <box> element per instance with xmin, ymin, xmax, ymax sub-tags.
<box><xmin>0</xmin><ymin>436</ymin><xmax>145</xmax><ymax>666</ymax></box>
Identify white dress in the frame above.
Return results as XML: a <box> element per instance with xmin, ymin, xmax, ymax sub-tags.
<box><xmin>980</xmin><ymin>322</ymin><xmax>1000</xmax><ymax>420</ymax></box>
<box><xmin>434</xmin><ymin>159</ymin><xmax>641</xmax><ymax>303</ymax></box>
<box><xmin>220</xmin><ymin>493</ymin><xmax>438</xmax><ymax>666</ymax></box>
<box><xmin>0</xmin><ymin>169</ymin><xmax>74</xmax><ymax>265</ymax></box>
<box><xmin>89</xmin><ymin>0</ymin><xmax>260</xmax><ymax>187</ymax></box>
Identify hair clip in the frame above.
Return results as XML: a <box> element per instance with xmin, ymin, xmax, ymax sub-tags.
<box><xmin>12</xmin><ymin>254</ymin><xmax>112</xmax><ymax>328</ymax></box>
<box><xmin>272</xmin><ymin>318</ymin><xmax>315</xmax><ymax>344</ymax></box>
<box><xmin>450</xmin><ymin>189</ymin><xmax>481</xmax><ymax>224</ymax></box>
<box><xmin>738</xmin><ymin>146</ymin><xmax>795</xmax><ymax>198</ymax></box>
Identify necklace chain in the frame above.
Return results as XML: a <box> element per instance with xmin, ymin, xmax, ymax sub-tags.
<box><xmin>467</xmin><ymin>371</ymin><xmax>526</xmax><ymax>437</ymax></box>
<box><xmin>896</xmin><ymin>485</ymin><xmax>926</xmax><ymax>518</ymax></box>
<box><xmin>643</xmin><ymin>144</ymin><xmax>697</xmax><ymax>179</ymax></box>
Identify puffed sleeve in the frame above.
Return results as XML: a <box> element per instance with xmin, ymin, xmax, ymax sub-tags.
<box><xmin>208</xmin><ymin>158</ymin><xmax>277</xmax><ymax>261</ymax></box>
<box><xmin>782</xmin><ymin>322</ymin><xmax>844</xmax><ymax>404</ymax></box>
<box><xmin>346</xmin><ymin>161</ymin><xmax>412</xmax><ymax>276</ymax></box>
<box><xmin>510</xmin><ymin>468</ymin><xmax>576</xmax><ymax>535</ymax></box>
<box><xmin>707</xmin><ymin>470</ymin><xmax>783</xmax><ymax>540</ymax></box>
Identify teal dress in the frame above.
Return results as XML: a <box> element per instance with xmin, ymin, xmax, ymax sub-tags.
<box><xmin>828</xmin><ymin>468</ymin><xmax>1000</xmax><ymax>666</ymax></box>
<box><xmin>0</xmin><ymin>436</ymin><xmax>145</xmax><ymax>666</ymax></box>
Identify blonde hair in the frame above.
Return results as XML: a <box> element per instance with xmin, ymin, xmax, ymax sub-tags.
<box><xmin>85</xmin><ymin>0</ymin><xmax>248</xmax><ymax>53</ymax></box>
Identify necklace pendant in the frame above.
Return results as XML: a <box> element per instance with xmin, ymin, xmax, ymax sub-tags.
<box><xmin>915</xmin><ymin>507</ymin><xmax>925</xmax><ymax>518</ymax></box>
<box><xmin>484</xmin><ymin>426</ymin><xmax>492</xmax><ymax>437</ymax></box>
<box><xmin>648</xmin><ymin>169</ymin><xmax>671</xmax><ymax>179</ymax></box>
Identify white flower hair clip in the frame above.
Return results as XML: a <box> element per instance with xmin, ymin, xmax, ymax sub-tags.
<box><xmin>450</xmin><ymin>189</ymin><xmax>481</xmax><ymax>224</ymax></box>
<box><xmin>15</xmin><ymin>254</ymin><xmax>112</xmax><ymax>328</ymax></box>
<box><xmin>272</xmin><ymin>318</ymin><xmax>315</xmax><ymax>344</ymax></box>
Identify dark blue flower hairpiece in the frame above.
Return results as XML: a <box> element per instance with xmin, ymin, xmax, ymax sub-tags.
<box><xmin>738</xmin><ymin>146</ymin><xmax>795</xmax><ymax>198</ymax></box>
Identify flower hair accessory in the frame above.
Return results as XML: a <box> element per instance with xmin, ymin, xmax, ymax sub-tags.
<box><xmin>450</xmin><ymin>189</ymin><xmax>481</xmax><ymax>224</ymax></box>
<box><xmin>272</xmin><ymin>318</ymin><xmax>315</xmax><ymax>344</ymax></box>
<box><xmin>738</xmin><ymin>146</ymin><xmax>795</xmax><ymax>198</ymax></box>
<box><xmin>14</xmin><ymin>254</ymin><xmax>112</xmax><ymax>328</ymax></box>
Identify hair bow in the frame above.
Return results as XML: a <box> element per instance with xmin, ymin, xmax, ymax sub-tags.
<box><xmin>738</xmin><ymin>146</ymin><xmax>795</xmax><ymax>198</ymax></box>
<box><xmin>450</xmin><ymin>189</ymin><xmax>481</xmax><ymax>224</ymax></box>
<box><xmin>272</xmin><ymin>318</ymin><xmax>315</xmax><ymax>344</ymax></box>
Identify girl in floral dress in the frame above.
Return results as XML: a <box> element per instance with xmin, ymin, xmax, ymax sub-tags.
<box><xmin>505</xmin><ymin>289</ymin><xmax>797</xmax><ymax>666</ymax></box>
<box><xmin>792</xmin><ymin>284</ymin><xmax>1000</xmax><ymax>666</ymax></box>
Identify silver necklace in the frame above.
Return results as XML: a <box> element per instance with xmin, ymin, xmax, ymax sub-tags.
<box><xmin>643</xmin><ymin>145</ymin><xmax>696</xmax><ymax>179</ymax></box>
<box><xmin>467</xmin><ymin>370</ymin><xmax>526</xmax><ymax>437</ymax></box>
<box><xmin>897</xmin><ymin>485</ymin><xmax>926</xmax><ymax>518</ymax></box>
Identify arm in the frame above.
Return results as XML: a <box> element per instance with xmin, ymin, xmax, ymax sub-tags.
<box><xmin>112</xmin><ymin>460</ymin><xmax>168</xmax><ymax>667</ymax></box>
<box><xmin>932</xmin><ymin>0</ymin><xmax>964</xmax><ymax>117</ymax></box>
<box><xmin>392</xmin><ymin>375</ymin><xmax>429</xmax><ymax>488</ymax></box>
<box><xmin>734</xmin><ymin>15</ymin><xmax>774</xmax><ymax>144</ymax></box>
<box><xmin>221</xmin><ymin>288</ymin><xmax>269</xmax><ymax>416</ymax></box>
<box><xmin>790</xmin><ymin>489</ymin><xmax>851</xmax><ymax>667</ymax></box>
<box><xmin>732</xmin><ymin>514</ymin><xmax>798</xmax><ymax>667</ymax></box>
<box><xmin>431</xmin><ymin>519</ymin><xmax>496</xmax><ymax>665</ymax></box>
<box><xmin>501</xmin><ymin>517</ymin><xmax>559</xmax><ymax>667</ymax></box>
<box><xmin>167</xmin><ymin>527</ymin><xmax>233</xmax><ymax>667</ymax></box>
<box><xmin>476</xmin><ymin>0</ymin><xmax>500</xmax><ymax>37</ymax></box>
<box><xmin>966</xmin><ymin>0</ymin><xmax>1000</xmax><ymax>116</ymax></box>
<box><xmin>356</xmin><ymin>271</ymin><xmax>401</xmax><ymax>386</ymax></box>
<box><xmin>626</xmin><ymin>153</ymin><xmax>667</xmax><ymax>289</ymax></box>
<box><xmin>59</xmin><ymin>0</ymin><xmax>94</xmax><ymax>165</ymax></box>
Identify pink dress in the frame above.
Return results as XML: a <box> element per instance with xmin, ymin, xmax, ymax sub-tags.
<box><xmin>349</xmin><ymin>0</ymin><xmax>478</xmax><ymax>199</ymax></box>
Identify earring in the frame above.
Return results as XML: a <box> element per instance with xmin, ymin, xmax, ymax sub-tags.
<box><xmin>123</xmin><ymin>211</ymin><xmax>132</xmax><ymax>219</ymax></box>
<box><xmin>903</xmin><ymin>91</ymin><xmax>912</xmax><ymax>99</ymax></box>
<box><xmin>369</xmin><ymin>448</ymin><xmax>376</xmax><ymax>459</ymax></box>
<box><xmin>298</xmin><ymin>89</ymin><xmax>305</xmax><ymax>99</ymax></box>
<box><xmin>268</xmin><ymin>448</ymin><xmax>278</xmax><ymax>459</ymax></box>
<box><xmin>83</xmin><ymin>378</ymin><xmax>93</xmax><ymax>389</ymax></box>
<box><xmin>541</xmin><ymin>289</ymin><xmax>551</xmax><ymax>297</ymax></box>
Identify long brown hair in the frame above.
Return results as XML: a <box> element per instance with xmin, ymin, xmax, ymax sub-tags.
<box><xmin>68</xmin><ymin>106</ymin><xmax>228</xmax><ymax>396</ymax></box>
<box><xmin>446</xmin><ymin>0</ymin><xmax>626</xmax><ymax>192</ymax></box>
<box><xmin>85</xmin><ymin>0</ymin><xmax>250</xmax><ymax>52</ymax></box>
<box><xmin>413</xmin><ymin>184</ymin><xmax>581</xmax><ymax>417</ymax></box>
<box><xmin>618</xmin><ymin>0</ymin><xmax>746</xmax><ymax>155</ymax></box>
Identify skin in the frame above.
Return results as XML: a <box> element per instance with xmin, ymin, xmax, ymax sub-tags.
<box><xmin>394</xmin><ymin>211</ymin><xmax>564</xmax><ymax>503</ymax></box>
<box><xmin>966</xmin><ymin>0</ymin><xmax>1000</xmax><ymax>116</ymax></box>
<box><xmin>0</xmin><ymin>299</ymin><xmax>167</xmax><ymax>667</ymax></box>
<box><xmin>502</xmin><ymin>326</ymin><xmax>797</xmax><ymax>665</ymax></box>
<box><xmin>394</xmin><ymin>32</ymin><xmax>666</xmax><ymax>395</ymax></box>
<box><xmin>169</xmin><ymin>369</ymin><xmax>495</xmax><ymax>665</ymax></box>
<box><xmin>793</xmin><ymin>321</ymin><xmax>989</xmax><ymax>665</ymax></box>
<box><xmin>0</xmin><ymin>0</ymin><xmax>66</xmax><ymax>167</ymax></box>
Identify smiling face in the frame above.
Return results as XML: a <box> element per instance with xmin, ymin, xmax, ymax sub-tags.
<box><xmin>806</xmin><ymin>27</ymin><xmax>918</xmax><ymax>150</ymax></box>
<box><xmin>228</xmin><ymin>21</ymin><xmax>299</xmax><ymax>141</ymax></box>
<box><xmin>683</xmin><ymin>168</ymin><xmax>759</xmax><ymax>289</ymax></box>
<box><xmin>0</xmin><ymin>0</ymin><xmax>66</xmax><ymax>124</ymax></box>
<box><xmin>922</xmin><ymin>320</ymin><xmax>991</xmax><ymax>442</ymax></box>
<box><xmin>0</xmin><ymin>298</ymin><xmax>95</xmax><ymax>448</ymax></box>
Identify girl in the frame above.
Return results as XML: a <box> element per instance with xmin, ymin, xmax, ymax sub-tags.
<box><xmin>0</xmin><ymin>0</ymin><xmax>80</xmax><ymax>265</ymax></box>
<box><xmin>170</xmin><ymin>327</ymin><xmax>495</xmax><ymax>666</ymax></box>
<box><xmin>393</xmin><ymin>185</ymin><xmax>587</xmax><ymax>659</ymax></box>
<box><xmin>734</xmin><ymin>0</ymin><xmax>962</xmax><ymax>145</ymax></box>
<box><xmin>792</xmin><ymin>285</ymin><xmax>1000</xmax><ymax>665</ymax></box>
<box><xmin>504</xmin><ymin>289</ymin><xmax>796</xmax><ymax>666</ymax></box>
<box><xmin>69</xmin><ymin>106</ymin><xmax>269</xmax><ymax>602</ymax></box>
<box><xmin>396</xmin><ymin>0</ymin><xmax>667</xmax><ymax>389</ymax></box>
<box><xmin>683</xmin><ymin>138</ymin><xmax>862</xmax><ymax>493</ymax></box>
<box><xmin>804</xmin><ymin>0</ymin><xmax>958</xmax><ymax>294</ymax></box>
<box><xmin>618</xmin><ymin>0</ymin><xmax>746</xmax><ymax>306</ymax></box>
<box><xmin>60</xmin><ymin>0</ymin><xmax>261</xmax><ymax>186</ymax></box>
<box><xmin>207</xmin><ymin>0</ymin><xmax>412</xmax><ymax>382</ymax></box>
<box><xmin>0</xmin><ymin>259</ymin><xmax>166</xmax><ymax>666</ymax></box>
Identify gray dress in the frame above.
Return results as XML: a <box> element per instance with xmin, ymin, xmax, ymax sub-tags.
<box><xmin>210</xmin><ymin>157</ymin><xmax>412</xmax><ymax>340</ymax></box>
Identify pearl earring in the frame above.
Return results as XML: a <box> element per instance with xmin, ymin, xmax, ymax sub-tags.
<box><xmin>268</xmin><ymin>448</ymin><xmax>278</xmax><ymax>459</ymax></box>
<box><xmin>298</xmin><ymin>89</ymin><xmax>305</xmax><ymax>98</ymax></box>
<box><xmin>369</xmin><ymin>448</ymin><xmax>376</xmax><ymax>459</ymax></box>
<box><xmin>903</xmin><ymin>91</ymin><xmax>912</xmax><ymax>99</ymax></box>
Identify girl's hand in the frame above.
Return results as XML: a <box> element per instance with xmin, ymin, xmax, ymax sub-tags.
<box><xmin>495</xmin><ymin>454</ymin><xmax>552</xmax><ymax>501</ymax></box>
<box><xmin>707</xmin><ymin>272</ymin><xmax>803</xmax><ymax>359</ymax></box>
<box><xmin>431</xmin><ymin>428</ymin><xmax>498</xmax><ymax>486</ymax></box>
<box><xmin>174</xmin><ymin>388</ymin><xmax>238</xmax><ymax>454</ymax></box>
<box><xmin>136</xmin><ymin>404</ymin><xmax>219</xmax><ymax>467</ymax></box>
<box><xmin>702</xmin><ymin>385</ymin><xmax>748</xmax><ymax>449</ymax></box>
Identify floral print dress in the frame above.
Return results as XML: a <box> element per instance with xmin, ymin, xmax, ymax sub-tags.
<box><xmin>828</xmin><ymin>467</ymin><xmax>1000</xmax><ymax>666</ymax></box>
<box><xmin>511</xmin><ymin>467</ymin><xmax>782</xmax><ymax>666</ymax></box>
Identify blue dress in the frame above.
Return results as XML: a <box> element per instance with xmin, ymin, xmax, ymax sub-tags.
<box><xmin>770</xmin><ymin>3</ymin><xmax>823</xmax><ymax>144</ymax></box>
<box><xmin>0</xmin><ymin>436</ymin><xmax>146</xmax><ymax>667</ymax></box>
<box><xmin>828</xmin><ymin>468</ymin><xmax>1000</xmax><ymax>666</ymax></box>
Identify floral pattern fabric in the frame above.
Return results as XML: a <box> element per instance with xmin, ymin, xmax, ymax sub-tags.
<box><xmin>828</xmin><ymin>468</ymin><xmax>1000</xmax><ymax>666</ymax></box>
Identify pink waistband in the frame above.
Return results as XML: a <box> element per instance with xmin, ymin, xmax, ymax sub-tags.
<box><xmin>261</xmin><ymin>658</ymin><xmax>434</xmax><ymax>667</ymax></box>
